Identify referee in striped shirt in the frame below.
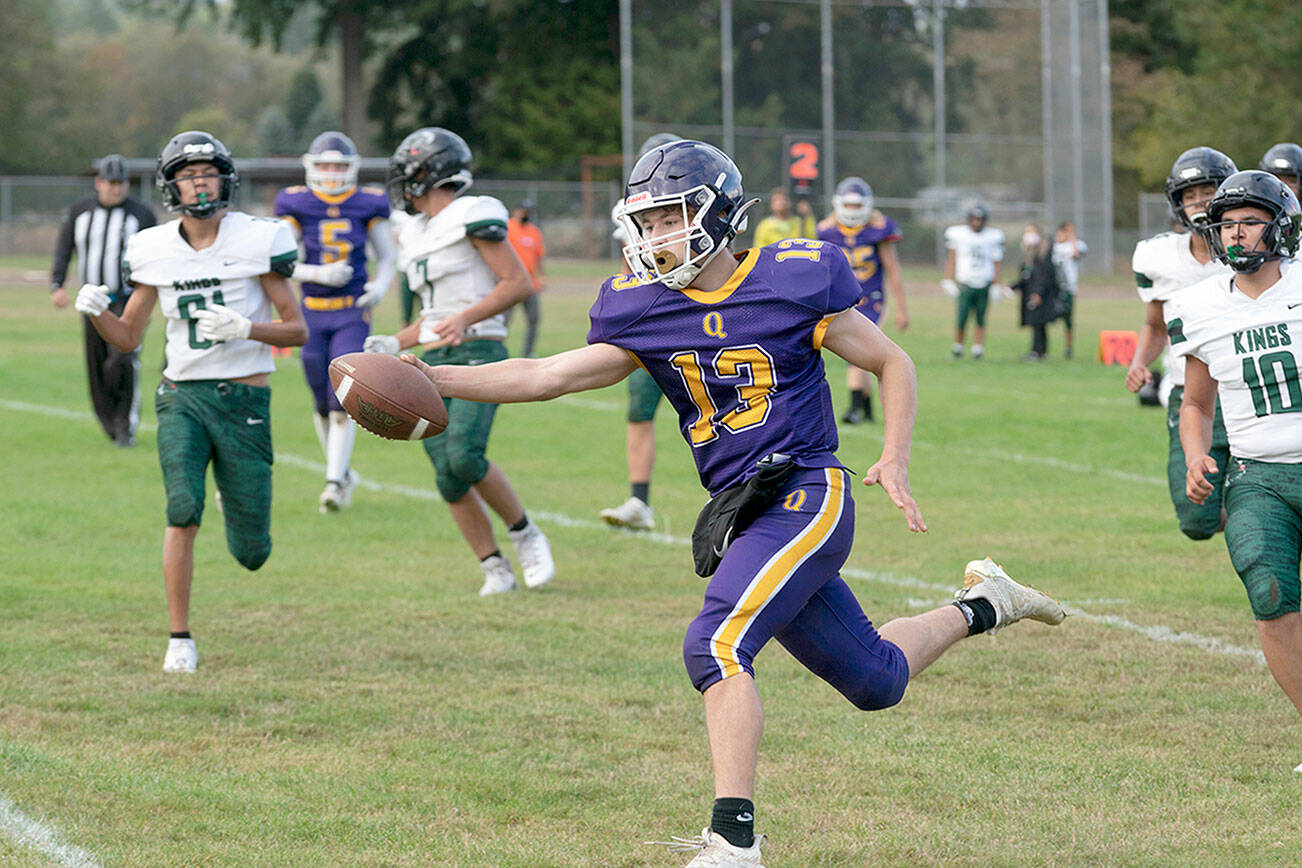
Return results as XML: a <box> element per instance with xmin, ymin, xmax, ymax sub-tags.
<box><xmin>50</xmin><ymin>154</ymin><xmax>156</xmax><ymax>446</ymax></box>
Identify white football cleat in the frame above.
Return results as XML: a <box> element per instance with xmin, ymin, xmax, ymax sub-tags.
<box><xmin>508</xmin><ymin>521</ymin><xmax>554</xmax><ymax>589</ymax></box>
<box><xmin>653</xmin><ymin>828</ymin><xmax>766</xmax><ymax>868</ymax></box>
<box><xmin>479</xmin><ymin>554</ymin><xmax>518</xmax><ymax>597</ymax></box>
<box><xmin>600</xmin><ymin>496</ymin><xmax>655</xmax><ymax>531</ymax></box>
<box><xmin>319</xmin><ymin>469</ymin><xmax>361</xmax><ymax>513</ymax></box>
<box><xmin>955</xmin><ymin>557</ymin><xmax>1065</xmax><ymax>635</ymax></box>
<box><xmin>163</xmin><ymin>638</ymin><xmax>197</xmax><ymax>674</ymax></box>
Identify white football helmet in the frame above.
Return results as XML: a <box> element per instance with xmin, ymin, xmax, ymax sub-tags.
<box><xmin>303</xmin><ymin>131</ymin><xmax>360</xmax><ymax>195</ymax></box>
<box><xmin>833</xmin><ymin>176</ymin><xmax>874</xmax><ymax>227</ymax></box>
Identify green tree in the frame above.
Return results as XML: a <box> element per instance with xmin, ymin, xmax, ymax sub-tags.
<box><xmin>253</xmin><ymin>105</ymin><xmax>296</xmax><ymax>156</ymax></box>
<box><xmin>285</xmin><ymin>67</ymin><xmax>324</xmax><ymax>141</ymax></box>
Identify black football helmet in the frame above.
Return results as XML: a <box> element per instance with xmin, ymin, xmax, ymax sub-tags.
<box><xmin>156</xmin><ymin>131</ymin><xmax>238</xmax><ymax>218</ymax></box>
<box><xmin>386</xmin><ymin>127</ymin><xmax>473</xmax><ymax>214</ymax></box>
<box><xmin>966</xmin><ymin>202</ymin><xmax>990</xmax><ymax>226</ymax></box>
<box><xmin>1202</xmin><ymin>170</ymin><xmax>1301</xmax><ymax>273</ymax></box>
<box><xmin>1164</xmin><ymin>147</ymin><xmax>1237</xmax><ymax>229</ymax></box>
<box><xmin>303</xmin><ymin>131</ymin><xmax>360</xmax><ymax>195</ymax></box>
<box><xmin>1258</xmin><ymin>142</ymin><xmax>1302</xmax><ymax>190</ymax></box>
<box><xmin>615</xmin><ymin>139</ymin><xmax>759</xmax><ymax>289</ymax></box>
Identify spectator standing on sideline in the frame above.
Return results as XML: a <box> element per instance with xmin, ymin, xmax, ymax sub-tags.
<box><xmin>1051</xmin><ymin>221</ymin><xmax>1087</xmax><ymax>359</ymax></box>
<box><xmin>507</xmin><ymin>199</ymin><xmax>546</xmax><ymax>358</ymax></box>
<box><xmin>753</xmin><ymin>188</ymin><xmax>815</xmax><ymax>247</ymax></box>
<box><xmin>50</xmin><ymin>154</ymin><xmax>157</xmax><ymax>446</ymax></box>
<box><xmin>942</xmin><ymin>203</ymin><xmax>1004</xmax><ymax>360</ymax></box>
<box><xmin>1012</xmin><ymin>224</ymin><xmax>1061</xmax><ymax>361</ymax></box>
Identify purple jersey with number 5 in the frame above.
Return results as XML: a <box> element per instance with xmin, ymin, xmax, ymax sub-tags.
<box><xmin>273</xmin><ymin>185</ymin><xmax>390</xmax><ymax>299</ymax></box>
<box><xmin>816</xmin><ymin>216</ymin><xmax>901</xmax><ymax>323</ymax></box>
<box><xmin>588</xmin><ymin>240</ymin><xmax>861</xmax><ymax>495</ymax></box>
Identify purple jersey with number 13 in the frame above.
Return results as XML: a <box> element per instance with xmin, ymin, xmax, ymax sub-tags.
<box><xmin>587</xmin><ymin>239</ymin><xmax>861</xmax><ymax>495</ymax></box>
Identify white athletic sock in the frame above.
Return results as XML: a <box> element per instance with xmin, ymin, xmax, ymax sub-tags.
<box><xmin>313</xmin><ymin>413</ymin><xmax>329</xmax><ymax>458</ymax></box>
<box><xmin>326</xmin><ymin>411</ymin><xmax>356</xmax><ymax>483</ymax></box>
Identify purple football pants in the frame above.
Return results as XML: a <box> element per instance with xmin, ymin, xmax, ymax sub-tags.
<box><xmin>683</xmin><ymin>466</ymin><xmax>910</xmax><ymax>711</ymax></box>
<box><xmin>302</xmin><ymin>307</ymin><xmax>370</xmax><ymax>415</ymax></box>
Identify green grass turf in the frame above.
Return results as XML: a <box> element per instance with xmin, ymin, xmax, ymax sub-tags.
<box><xmin>1</xmin><ymin>258</ymin><xmax>1299</xmax><ymax>866</ymax></box>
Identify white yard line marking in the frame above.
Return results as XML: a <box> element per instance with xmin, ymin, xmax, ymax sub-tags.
<box><xmin>0</xmin><ymin>396</ymin><xmax>1261</xmax><ymax>669</ymax></box>
<box><xmin>0</xmin><ymin>795</ymin><xmax>101</xmax><ymax>868</ymax></box>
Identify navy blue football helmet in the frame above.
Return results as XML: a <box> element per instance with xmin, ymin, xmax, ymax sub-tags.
<box><xmin>1202</xmin><ymin>170</ymin><xmax>1301</xmax><ymax>273</ymax></box>
<box><xmin>615</xmin><ymin>139</ymin><xmax>758</xmax><ymax>289</ymax></box>
<box><xmin>386</xmin><ymin>127</ymin><xmax>473</xmax><ymax>214</ymax></box>
<box><xmin>1164</xmin><ymin>147</ymin><xmax>1237</xmax><ymax>229</ymax></box>
<box><xmin>303</xmin><ymin>131</ymin><xmax>360</xmax><ymax>195</ymax></box>
<box><xmin>156</xmin><ymin>130</ymin><xmax>238</xmax><ymax>218</ymax></box>
<box><xmin>637</xmin><ymin>132</ymin><xmax>682</xmax><ymax>160</ymax></box>
<box><xmin>1259</xmin><ymin>142</ymin><xmax>1302</xmax><ymax>191</ymax></box>
<box><xmin>833</xmin><ymin>176</ymin><xmax>874</xmax><ymax>227</ymax></box>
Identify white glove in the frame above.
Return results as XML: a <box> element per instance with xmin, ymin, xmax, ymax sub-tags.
<box><xmin>363</xmin><ymin>334</ymin><xmax>400</xmax><ymax>354</ymax></box>
<box><xmin>990</xmin><ymin>283</ymin><xmax>1011</xmax><ymax>302</ymax></box>
<box><xmin>356</xmin><ymin>280</ymin><xmax>388</xmax><ymax>308</ymax></box>
<box><xmin>293</xmin><ymin>261</ymin><xmax>354</xmax><ymax>287</ymax></box>
<box><xmin>193</xmin><ymin>303</ymin><xmax>252</xmax><ymax>342</ymax></box>
<box><xmin>941</xmin><ymin>278</ymin><xmax>959</xmax><ymax>298</ymax></box>
<box><xmin>74</xmin><ymin>283</ymin><xmax>112</xmax><ymax>316</ymax></box>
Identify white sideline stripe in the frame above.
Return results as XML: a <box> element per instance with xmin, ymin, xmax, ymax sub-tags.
<box><xmin>0</xmin><ymin>795</ymin><xmax>101</xmax><ymax>868</ymax></box>
<box><xmin>1</xmin><ymin>396</ymin><xmax>1265</xmax><ymax>670</ymax></box>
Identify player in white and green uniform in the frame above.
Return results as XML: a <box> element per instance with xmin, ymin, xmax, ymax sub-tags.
<box><xmin>1125</xmin><ymin>147</ymin><xmax>1237</xmax><ymax>540</ymax></box>
<box><xmin>943</xmin><ymin>203</ymin><xmax>1004</xmax><ymax>359</ymax></box>
<box><xmin>365</xmin><ymin>127</ymin><xmax>554</xmax><ymax>597</ymax></box>
<box><xmin>75</xmin><ymin>131</ymin><xmax>306</xmax><ymax>674</ymax></box>
<box><xmin>1168</xmin><ymin>170</ymin><xmax>1302</xmax><ymax>748</ymax></box>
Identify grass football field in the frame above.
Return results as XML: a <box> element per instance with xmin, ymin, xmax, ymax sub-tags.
<box><xmin>1</xmin><ymin>257</ymin><xmax>1299</xmax><ymax>866</ymax></box>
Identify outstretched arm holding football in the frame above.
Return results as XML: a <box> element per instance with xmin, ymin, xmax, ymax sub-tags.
<box><xmin>404</xmin><ymin>342</ymin><xmax>637</xmax><ymax>403</ymax></box>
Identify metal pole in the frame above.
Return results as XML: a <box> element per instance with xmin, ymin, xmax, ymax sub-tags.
<box><xmin>1097</xmin><ymin>0</ymin><xmax>1114</xmax><ymax>272</ymax></box>
<box><xmin>1</xmin><ymin>178</ymin><xmax>10</xmax><ymax>257</ymax></box>
<box><xmin>933</xmin><ymin>0</ymin><xmax>946</xmax><ymax>265</ymax></box>
<box><xmin>722</xmin><ymin>0</ymin><xmax>735</xmax><ymax>156</ymax></box>
<box><xmin>1068</xmin><ymin>0</ymin><xmax>1086</xmax><ymax>239</ymax></box>
<box><xmin>821</xmin><ymin>0</ymin><xmax>835</xmax><ymax>207</ymax></box>
<box><xmin>620</xmin><ymin>0</ymin><xmax>634</xmax><ymax>183</ymax></box>
<box><xmin>1040</xmin><ymin>0</ymin><xmax>1054</xmax><ymax>228</ymax></box>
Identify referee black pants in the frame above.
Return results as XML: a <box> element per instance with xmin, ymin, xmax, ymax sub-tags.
<box><xmin>82</xmin><ymin>295</ymin><xmax>140</xmax><ymax>446</ymax></box>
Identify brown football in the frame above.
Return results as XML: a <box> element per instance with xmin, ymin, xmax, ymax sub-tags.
<box><xmin>328</xmin><ymin>352</ymin><xmax>448</xmax><ymax>440</ymax></box>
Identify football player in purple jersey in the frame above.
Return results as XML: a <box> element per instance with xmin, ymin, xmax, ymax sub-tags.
<box><xmin>275</xmin><ymin>131</ymin><xmax>397</xmax><ymax>513</ymax></box>
<box><xmin>817</xmin><ymin>176</ymin><xmax>908</xmax><ymax>424</ymax></box>
<box><xmin>401</xmin><ymin>140</ymin><xmax>1065</xmax><ymax>866</ymax></box>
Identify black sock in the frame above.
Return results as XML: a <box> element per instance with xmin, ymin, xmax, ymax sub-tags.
<box><xmin>848</xmin><ymin>389</ymin><xmax>864</xmax><ymax>413</ymax></box>
<box><xmin>170</xmin><ymin>631</ymin><xmax>191</xmax><ymax>640</ymax></box>
<box><xmin>631</xmin><ymin>482</ymin><xmax>650</xmax><ymax>504</ymax></box>
<box><xmin>952</xmin><ymin>598</ymin><xmax>998</xmax><ymax>635</ymax></box>
<box><xmin>861</xmin><ymin>392</ymin><xmax>874</xmax><ymax>420</ymax></box>
<box><xmin>711</xmin><ymin>797</ymin><xmax>755</xmax><ymax>848</ymax></box>
<box><xmin>479</xmin><ymin>549</ymin><xmax>503</xmax><ymax>563</ymax></box>
<box><xmin>507</xmin><ymin>515</ymin><xmax>529</xmax><ymax>533</ymax></box>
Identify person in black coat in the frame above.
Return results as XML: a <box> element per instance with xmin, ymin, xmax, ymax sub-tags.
<box><xmin>1011</xmin><ymin>223</ymin><xmax>1062</xmax><ymax>361</ymax></box>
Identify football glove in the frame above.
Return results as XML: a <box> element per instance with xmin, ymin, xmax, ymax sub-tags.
<box><xmin>940</xmin><ymin>279</ymin><xmax>959</xmax><ymax>298</ymax></box>
<box><xmin>293</xmin><ymin>261</ymin><xmax>354</xmax><ymax>287</ymax></box>
<box><xmin>363</xmin><ymin>334</ymin><xmax>400</xmax><ymax>355</ymax></box>
<box><xmin>74</xmin><ymin>283</ymin><xmax>112</xmax><ymax>316</ymax></box>
<box><xmin>193</xmin><ymin>303</ymin><xmax>252</xmax><ymax>342</ymax></box>
<box><xmin>356</xmin><ymin>280</ymin><xmax>388</xmax><ymax>308</ymax></box>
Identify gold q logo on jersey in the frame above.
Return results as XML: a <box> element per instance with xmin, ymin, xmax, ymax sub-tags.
<box><xmin>703</xmin><ymin>312</ymin><xmax>727</xmax><ymax>339</ymax></box>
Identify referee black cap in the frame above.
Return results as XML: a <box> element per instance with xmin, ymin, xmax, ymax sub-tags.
<box><xmin>97</xmin><ymin>154</ymin><xmax>128</xmax><ymax>182</ymax></box>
